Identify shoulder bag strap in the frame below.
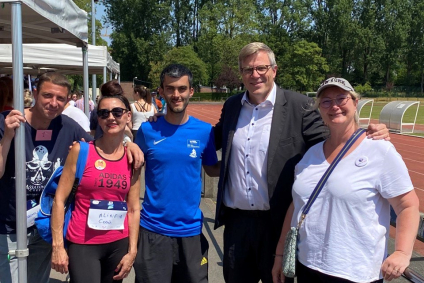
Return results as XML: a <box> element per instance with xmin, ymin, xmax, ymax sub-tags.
<box><xmin>297</xmin><ymin>128</ymin><xmax>366</xmax><ymax>228</ymax></box>
<box><xmin>64</xmin><ymin>141</ymin><xmax>89</xmax><ymax>211</ymax></box>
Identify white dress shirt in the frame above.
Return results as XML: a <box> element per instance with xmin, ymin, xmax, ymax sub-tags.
<box><xmin>223</xmin><ymin>83</ymin><xmax>276</xmax><ymax>210</ymax></box>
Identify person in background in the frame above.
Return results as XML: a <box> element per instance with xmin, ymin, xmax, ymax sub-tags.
<box><xmin>0</xmin><ymin>79</ymin><xmax>9</xmax><ymax>112</ymax></box>
<box><xmin>151</xmin><ymin>91</ymin><xmax>162</xmax><ymax>112</ymax></box>
<box><xmin>69</xmin><ymin>93</ymin><xmax>77</xmax><ymax>107</ymax></box>
<box><xmin>62</xmin><ymin>94</ymin><xmax>90</xmax><ymax>133</ymax></box>
<box><xmin>23</xmin><ymin>89</ymin><xmax>33</xmax><ymax>108</ymax></box>
<box><xmin>75</xmin><ymin>93</ymin><xmax>95</xmax><ymax>114</ymax></box>
<box><xmin>90</xmin><ymin>105</ymin><xmax>98</xmax><ymax>137</ymax></box>
<box><xmin>0</xmin><ymin>76</ymin><xmax>13</xmax><ymax>111</ymax></box>
<box><xmin>272</xmin><ymin>77</ymin><xmax>419</xmax><ymax>283</ymax></box>
<box><xmin>159</xmin><ymin>92</ymin><xmax>167</xmax><ymax>114</ymax></box>
<box><xmin>51</xmin><ymin>83</ymin><xmax>141</xmax><ymax>283</ymax></box>
<box><xmin>130</xmin><ymin>85</ymin><xmax>156</xmax><ymax>137</ymax></box>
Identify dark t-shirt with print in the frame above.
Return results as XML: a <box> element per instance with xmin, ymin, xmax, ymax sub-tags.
<box><xmin>0</xmin><ymin>113</ymin><xmax>93</xmax><ymax>234</ymax></box>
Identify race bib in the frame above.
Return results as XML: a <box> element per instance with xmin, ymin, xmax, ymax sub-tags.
<box><xmin>87</xmin><ymin>200</ymin><xmax>127</xmax><ymax>230</ymax></box>
<box><xmin>27</xmin><ymin>199</ymin><xmax>40</xmax><ymax>228</ymax></box>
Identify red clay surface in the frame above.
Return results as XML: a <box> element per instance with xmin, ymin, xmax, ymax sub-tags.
<box><xmin>187</xmin><ymin>103</ymin><xmax>424</xmax><ymax>211</ymax></box>
<box><xmin>187</xmin><ymin>103</ymin><xmax>424</xmax><ymax>255</ymax></box>
<box><xmin>188</xmin><ymin>102</ymin><xmax>424</xmax><ymax>254</ymax></box>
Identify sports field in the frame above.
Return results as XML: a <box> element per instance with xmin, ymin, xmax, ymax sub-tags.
<box><xmin>360</xmin><ymin>101</ymin><xmax>424</xmax><ymax>125</ymax></box>
<box><xmin>186</xmin><ymin>102</ymin><xmax>424</xmax><ymax>212</ymax></box>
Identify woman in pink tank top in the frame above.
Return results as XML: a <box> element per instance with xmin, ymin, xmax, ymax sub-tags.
<box><xmin>51</xmin><ymin>81</ymin><xmax>141</xmax><ymax>283</ymax></box>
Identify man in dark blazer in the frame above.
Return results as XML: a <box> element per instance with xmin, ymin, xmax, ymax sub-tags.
<box><xmin>213</xmin><ymin>42</ymin><xmax>387</xmax><ymax>283</ymax></box>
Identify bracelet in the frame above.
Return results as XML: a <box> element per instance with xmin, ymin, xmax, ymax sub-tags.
<box><xmin>273</xmin><ymin>254</ymin><xmax>284</xmax><ymax>257</ymax></box>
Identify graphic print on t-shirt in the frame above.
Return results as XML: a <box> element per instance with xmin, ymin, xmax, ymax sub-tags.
<box><xmin>95</xmin><ymin>172</ymin><xmax>129</xmax><ymax>191</ymax></box>
<box><xmin>26</xmin><ymin>145</ymin><xmax>61</xmax><ymax>198</ymax></box>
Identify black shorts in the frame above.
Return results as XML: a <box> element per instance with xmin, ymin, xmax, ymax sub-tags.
<box><xmin>134</xmin><ymin>226</ymin><xmax>209</xmax><ymax>283</ymax></box>
<box><xmin>68</xmin><ymin>237</ymin><xmax>128</xmax><ymax>283</ymax></box>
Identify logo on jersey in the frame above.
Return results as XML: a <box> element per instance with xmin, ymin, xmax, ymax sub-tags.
<box><xmin>26</xmin><ymin>145</ymin><xmax>61</xmax><ymax>195</ymax></box>
<box><xmin>187</xmin><ymin>139</ymin><xmax>200</xmax><ymax>148</ymax></box>
<box><xmin>189</xmin><ymin>149</ymin><xmax>197</xmax><ymax>158</ymax></box>
<box><xmin>153</xmin><ymin>138</ymin><xmax>166</xmax><ymax>145</ymax></box>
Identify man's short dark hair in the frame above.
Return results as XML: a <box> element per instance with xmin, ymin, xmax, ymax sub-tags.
<box><xmin>36</xmin><ymin>72</ymin><xmax>71</xmax><ymax>94</ymax></box>
<box><xmin>160</xmin><ymin>64</ymin><xmax>193</xmax><ymax>88</ymax></box>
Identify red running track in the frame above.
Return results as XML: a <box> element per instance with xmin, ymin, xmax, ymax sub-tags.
<box><xmin>187</xmin><ymin>103</ymin><xmax>424</xmax><ymax>212</ymax></box>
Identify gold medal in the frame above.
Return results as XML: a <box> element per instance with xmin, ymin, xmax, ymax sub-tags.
<box><xmin>95</xmin><ymin>159</ymin><xmax>106</xmax><ymax>170</ymax></box>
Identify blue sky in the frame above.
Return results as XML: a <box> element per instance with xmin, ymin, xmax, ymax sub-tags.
<box><xmin>95</xmin><ymin>2</ymin><xmax>112</xmax><ymax>46</ymax></box>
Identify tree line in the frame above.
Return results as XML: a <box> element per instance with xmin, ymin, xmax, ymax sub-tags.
<box><xmin>96</xmin><ymin>0</ymin><xmax>424</xmax><ymax>94</ymax></box>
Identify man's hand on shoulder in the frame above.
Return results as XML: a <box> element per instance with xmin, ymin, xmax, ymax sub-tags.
<box><xmin>125</xmin><ymin>141</ymin><xmax>144</xmax><ymax>170</ymax></box>
<box><xmin>366</xmin><ymin>123</ymin><xmax>390</xmax><ymax>141</ymax></box>
<box><xmin>68</xmin><ymin>138</ymin><xmax>86</xmax><ymax>152</ymax></box>
<box><xmin>148</xmin><ymin>112</ymin><xmax>165</xmax><ymax>123</ymax></box>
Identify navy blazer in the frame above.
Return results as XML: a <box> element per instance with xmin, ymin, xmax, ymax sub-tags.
<box><xmin>213</xmin><ymin>86</ymin><xmax>329</xmax><ymax>241</ymax></box>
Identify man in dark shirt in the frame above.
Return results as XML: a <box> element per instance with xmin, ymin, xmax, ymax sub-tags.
<box><xmin>0</xmin><ymin>72</ymin><xmax>143</xmax><ymax>283</ymax></box>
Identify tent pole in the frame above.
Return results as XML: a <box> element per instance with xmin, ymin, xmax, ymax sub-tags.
<box><xmin>91</xmin><ymin>0</ymin><xmax>96</xmax><ymax>109</ymax></box>
<box><xmin>103</xmin><ymin>67</ymin><xmax>107</xmax><ymax>84</ymax></box>
<box><xmin>82</xmin><ymin>45</ymin><xmax>90</xmax><ymax>117</ymax></box>
<box><xmin>11</xmin><ymin>2</ymin><xmax>28</xmax><ymax>282</ymax></box>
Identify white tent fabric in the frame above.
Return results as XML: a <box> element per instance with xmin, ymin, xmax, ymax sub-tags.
<box><xmin>107</xmin><ymin>52</ymin><xmax>120</xmax><ymax>75</ymax></box>
<box><xmin>0</xmin><ymin>0</ymin><xmax>88</xmax><ymax>44</ymax></box>
<box><xmin>0</xmin><ymin>44</ymin><xmax>120</xmax><ymax>75</ymax></box>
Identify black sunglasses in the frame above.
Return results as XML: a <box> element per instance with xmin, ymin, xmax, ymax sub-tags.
<box><xmin>97</xmin><ymin>107</ymin><xmax>129</xmax><ymax>119</ymax></box>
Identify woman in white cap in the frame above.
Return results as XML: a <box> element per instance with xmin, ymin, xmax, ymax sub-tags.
<box><xmin>272</xmin><ymin>77</ymin><xmax>419</xmax><ymax>283</ymax></box>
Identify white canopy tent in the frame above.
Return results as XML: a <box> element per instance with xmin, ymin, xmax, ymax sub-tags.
<box><xmin>0</xmin><ymin>0</ymin><xmax>87</xmax><ymax>45</ymax></box>
<box><xmin>107</xmin><ymin>52</ymin><xmax>121</xmax><ymax>77</ymax></box>
<box><xmin>0</xmin><ymin>43</ymin><xmax>120</xmax><ymax>76</ymax></box>
<box><xmin>0</xmin><ymin>1</ymin><xmax>88</xmax><ymax>282</ymax></box>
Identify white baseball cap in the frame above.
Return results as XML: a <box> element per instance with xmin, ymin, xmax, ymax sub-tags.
<box><xmin>317</xmin><ymin>77</ymin><xmax>354</xmax><ymax>97</ymax></box>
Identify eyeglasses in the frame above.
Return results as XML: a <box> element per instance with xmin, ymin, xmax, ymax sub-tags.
<box><xmin>319</xmin><ymin>94</ymin><xmax>351</xmax><ymax>109</ymax></box>
<box><xmin>240</xmin><ymin>65</ymin><xmax>273</xmax><ymax>76</ymax></box>
<box><xmin>97</xmin><ymin>107</ymin><xmax>129</xmax><ymax>119</ymax></box>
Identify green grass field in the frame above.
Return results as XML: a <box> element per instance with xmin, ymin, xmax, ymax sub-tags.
<box><xmin>359</xmin><ymin>100</ymin><xmax>424</xmax><ymax>125</ymax></box>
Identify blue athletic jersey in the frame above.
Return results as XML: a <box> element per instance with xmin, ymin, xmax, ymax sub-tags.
<box><xmin>136</xmin><ymin>116</ymin><xmax>218</xmax><ymax>237</ymax></box>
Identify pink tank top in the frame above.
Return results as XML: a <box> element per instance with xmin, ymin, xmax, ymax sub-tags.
<box><xmin>67</xmin><ymin>141</ymin><xmax>132</xmax><ymax>244</ymax></box>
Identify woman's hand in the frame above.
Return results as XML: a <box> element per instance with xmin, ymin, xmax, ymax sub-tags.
<box><xmin>272</xmin><ymin>255</ymin><xmax>285</xmax><ymax>283</ymax></box>
<box><xmin>113</xmin><ymin>252</ymin><xmax>136</xmax><ymax>280</ymax></box>
<box><xmin>381</xmin><ymin>251</ymin><xmax>410</xmax><ymax>281</ymax></box>
<box><xmin>51</xmin><ymin>246</ymin><xmax>69</xmax><ymax>274</ymax></box>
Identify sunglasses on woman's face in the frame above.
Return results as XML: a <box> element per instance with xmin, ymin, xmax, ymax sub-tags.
<box><xmin>97</xmin><ymin>107</ymin><xmax>128</xmax><ymax>119</ymax></box>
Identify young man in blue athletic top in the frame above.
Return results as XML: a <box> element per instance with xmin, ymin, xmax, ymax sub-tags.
<box><xmin>134</xmin><ymin>64</ymin><xmax>220</xmax><ymax>283</ymax></box>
